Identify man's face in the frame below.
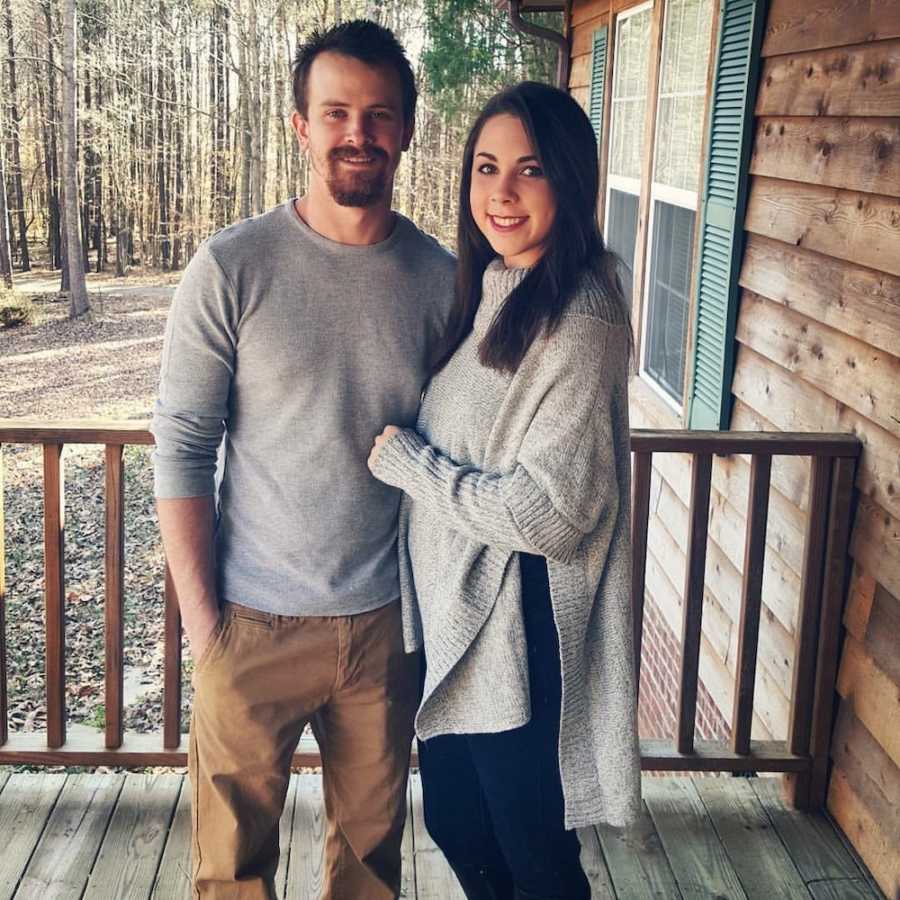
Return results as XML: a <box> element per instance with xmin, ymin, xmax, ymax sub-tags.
<box><xmin>292</xmin><ymin>51</ymin><xmax>413</xmax><ymax>208</ymax></box>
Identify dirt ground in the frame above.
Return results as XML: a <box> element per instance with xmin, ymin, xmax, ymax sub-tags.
<box><xmin>1</xmin><ymin>270</ymin><xmax>190</xmax><ymax>746</ymax></box>
<box><xmin>1</xmin><ymin>270</ymin><xmax>178</xmax><ymax>421</ymax></box>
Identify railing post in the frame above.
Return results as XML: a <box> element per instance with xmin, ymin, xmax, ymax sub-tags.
<box><xmin>676</xmin><ymin>453</ymin><xmax>713</xmax><ymax>755</ymax></box>
<box><xmin>631</xmin><ymin>451</ymin><xmax>653</xmax><ymax>697</ymax></box>
<box><xmin>43</xmin><ymin>442</ymin><xmax>66</xmax><ymax>749</ymax></box>
<box><xmin>163</xmin><ymin>565</ymin><xmax>182</xmax><ymax>750</ymax></box>
<box><xmin>0</xmin><ymin>444</ymin><xmax>7</xmax><ymax>746</ymax></box>
<box><xmin>807</xmin><ymin>455</ymin><xmax>857</xmax><ymax>808</ymax></box>
<box><xmin>105</xmin><ymin>445</ymin><xmax>125</xmax><ymax>749</ymax></box>
<box><xmin>786</xmin><ymin>454</ymin><xmax>833</xmax><ymax>809</ymax></box>
<box><xmin>731</xmin><ymin>453</ymin><xmax>772</xmax><ymax>755</ymax></box>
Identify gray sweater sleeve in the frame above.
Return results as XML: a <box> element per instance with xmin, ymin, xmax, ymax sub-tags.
<box><xmin>151</xmin><ymin>243</ymin><xmax>238</xmax><ymax>498</ymax></box>
<box><xmin>371</xmin><ymin>315</ymin><xmax>627</xmax><ymax>564</ymax></box>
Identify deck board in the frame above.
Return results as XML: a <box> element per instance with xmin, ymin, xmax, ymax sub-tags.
<box><xmin>0</xmin><ymin>773</ymin><xmax>67</xmax><ymax>900</ymax></box>
<box><xmin>694</xmin><ymin>775</ymin><xmax>811</xmax><ymax>898</ymax></box>
<box><xmin>399</xmin><ymin>780</ymin><xmax>415</xmax><ymax>899</ymax></box>
<box><xmin>408</xmin><ymin>773</ymin><xmax>465</xmax><ymax>900</ymax></box>
<box><xmin>808</xmin><ymin>879</ymin><xmax>880</xmax><ymax>899</ymax></box>
<box><xmin>576</xmin><ymin>825</ymin><xmax>617</xmax><ymax>898</ymax></box>
<box><xmin>643</xmin><ymin>776</ymin><xmax>749</xmax><ymax>900</ymax></box>
<box><xmin>284</xmin><ymin>774</ymin><xmax>326</xmax><ymax>900</ymax></box>
<box><xmin>0</xmin><ymin>772</ymin><xmax>883</xmax><ymax>899</ymax></box>
<box><xmin>83</xmin><ymin>773</ymin><xmax>181</xmax><ymax>900</ymax></box>
<box><xmin>150</xmin><ymin>776</ymin><xmax>191</xmax><ymax>900</ymax></box>
<box><xmin>749</xmin><ymin>776</ymin><xmax>871</xmax><ymax>887</ymax></box>
<box><xmin>595</xmin><ymin>794</ymin><xmax>681</xmax><ymax>898</ymax></box>
<box><xmin>275</xmin><ymin>773</ymin><xmax>298</xmax><ymax>898</ymax></box>
<box><xmin>16</xmin><ymin>773</ymin><xmax>124</xmax><ymax>900</ymax></box>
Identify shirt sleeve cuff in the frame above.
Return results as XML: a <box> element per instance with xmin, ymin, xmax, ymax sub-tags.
<box><xmin>369</xmin><ymin>428</ymin><xmax>428</xmax><ymax>491</ymax></box>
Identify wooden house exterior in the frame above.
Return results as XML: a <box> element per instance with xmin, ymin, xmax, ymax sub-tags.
<box><xmin>555</xmin><ymin>0</ymin><xmax>900</xmax><ymax>894</ymax></box>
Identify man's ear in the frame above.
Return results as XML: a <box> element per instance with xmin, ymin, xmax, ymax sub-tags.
<box><xmin>291</xmin><ymin>110</ymin><xmax>310</xmax><ymax>151</ymax></box>
<box><xmin>401</xmin><ymin>117</ymin><xmax>414</xmax><ymax>152</ymax></box>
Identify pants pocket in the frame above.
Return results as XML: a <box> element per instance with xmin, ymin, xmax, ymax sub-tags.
<box><xmin>192</xmin><ymin>618</ymin><xmax>227</xmax><ymax>681</ymax></box>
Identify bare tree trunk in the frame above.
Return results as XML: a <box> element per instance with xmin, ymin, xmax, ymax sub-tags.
<box><xmin>248</xmin><ymin>0</ymin><xmax>262</xmax><ymax>215</ymax></box>
<box><xmin>3</xmin><ymin>0</ymin><xmax>30</xmax><ymax>270</ymax></box>
<box><xmin>0</xmin><ymin>140</ymin><xmax>12</xmax><ymax>288</ymax></box>
<box><xmin>61</xmin><ymin>0</ymin><xmax>89</xmax><ymax>317</ymax></box>
<box><xmin>334</xmin><ymin>0</ymin><xmax>342</xmax><ymax>24</ymax></box>
<box><xmin>210</xmin><ymin>1</ymin><xmax>227</xmax><ymax>228</ymax></box>
<box><xmin>237</xmin><ymin>0</ymin><xmax>251</xmax><ymax>218</ymax></box>
<box><xmin>171</xmin><ymin>44</ymin><xmax>185</xmax><ymax>269</ymax></box>
<box><xmin>156</xmin><ymin>11</ymin><xmax>171</xmax><ymax>270</ymax></box>
<box><xmin>58</xmin><ymin>171</ymin><xmax>70</xmax><ymax>290</ymax></box>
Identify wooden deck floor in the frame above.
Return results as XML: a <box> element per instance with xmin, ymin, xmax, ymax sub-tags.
<box><xmin>0</xmin><ymin>770</ymin><xmax>882</xmax><ymax>899</ymax></box>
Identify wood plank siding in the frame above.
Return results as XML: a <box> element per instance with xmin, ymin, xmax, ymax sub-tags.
<box><xmin>565</xmin><ymin>0</ymin><xmax>900</xmax><ymax>894</ymax></box>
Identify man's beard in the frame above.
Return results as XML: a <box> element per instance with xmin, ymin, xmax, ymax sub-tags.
<box><xmin>325</xmin><ymin>146</ymin><xmax>389</xmax><ymax>207</ymax></box>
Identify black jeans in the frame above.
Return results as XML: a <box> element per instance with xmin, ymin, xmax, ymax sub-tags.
<box><xmin>418</xmin><ymin>553</ymin><xmax>591</xmax><ymax>899</ymax></box>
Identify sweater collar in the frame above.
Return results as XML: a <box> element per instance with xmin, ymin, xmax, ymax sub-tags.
<box><xmin>474</xmin><ymin>258</ymin><xmax>530</xmax><ymax>339</ymax></box>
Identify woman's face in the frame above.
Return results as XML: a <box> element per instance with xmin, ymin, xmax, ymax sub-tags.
<box><xmin>469</xmin><ymin>114</ymin><xmax>557</xmax><ymax>269</ymax></box>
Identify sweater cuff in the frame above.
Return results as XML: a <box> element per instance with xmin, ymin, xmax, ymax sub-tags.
<box><xmin>500</xmin><ymin>465</ymin><xmax>582</xmax><ymax>564</ymax></box>
<box><xmin>369</xmin><ymin>428</ymin><xmax>428</xmax><ymax>491</ymax></box>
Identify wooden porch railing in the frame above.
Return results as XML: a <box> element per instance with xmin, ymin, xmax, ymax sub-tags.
<box><xmin>0</xmin><ymin>422</ymin><xmax>860</xmax><ymax>809</ymax></box>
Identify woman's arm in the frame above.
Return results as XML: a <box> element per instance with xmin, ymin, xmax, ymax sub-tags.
<box><xmin>369</xmin><ymin>315</ymin><xmax>629</xmax><ymax>563</ymax></box>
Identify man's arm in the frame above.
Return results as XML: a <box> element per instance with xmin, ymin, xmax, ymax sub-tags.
<box><xmin>158</xmin><ymin>496</ymin><xmax>220</xmax><ymax>659</ymax></box>
<box><xmin>151</xmin><ymin>242</ymin><xmax>237</xmax><ymax>659</ymax></box>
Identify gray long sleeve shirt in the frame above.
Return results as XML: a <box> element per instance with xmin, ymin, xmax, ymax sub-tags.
<box><xmin>151</xmin><ymin>200</ymin><xmax>455</xmax><ymax>616</ymax></box>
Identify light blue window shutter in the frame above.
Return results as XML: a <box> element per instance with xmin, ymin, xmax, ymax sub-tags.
<box><xmin>589</xmin><ymin>26</ymin><xmax>608</xmax><ymax>144</ymax></box>
<box><xmin>687</xmin><ymin>0</ymin><xmax>767</xmax><ymax>430</ymax></box>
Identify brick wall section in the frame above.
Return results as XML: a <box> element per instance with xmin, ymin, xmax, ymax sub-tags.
<box><xmin>638</xmin><ymin>596</ymin><xmax>731</xmax><ymax>742</ymax></box>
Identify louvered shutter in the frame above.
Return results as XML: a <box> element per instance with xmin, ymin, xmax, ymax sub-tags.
<box><xmin>687</xmin><ymin>0</ymin><xmax>767</xmax><ymax>429</ymax></box>
<box><xmin>588</xmin><ymin>27</ymin><xmax>608</xmax><ymax>144</ymax></box>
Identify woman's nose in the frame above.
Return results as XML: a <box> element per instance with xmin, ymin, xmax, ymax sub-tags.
<box><xmin>490</xmin><ymin>176</ymin><xmax>517</xmax><ymax>204</ymax></box>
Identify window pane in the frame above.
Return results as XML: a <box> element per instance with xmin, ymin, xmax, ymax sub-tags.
<box><xmin>608</xmin><ymin>6</ymin><xmax>653</xmax><ymax>180</ymax></box>
<box><xmin>644</xmin><ymin>201</ymin><xmax>695</xmax><ymax>403</ymax></box>
<box><xmin>605</xmin><ymin>189</ymin><xmax>640</xmax><ymax>310</ymax></box>
<box><xmin>653</xmin><ymin>0</ymin><xmax>714</xmax><ymax>191</ymax></box>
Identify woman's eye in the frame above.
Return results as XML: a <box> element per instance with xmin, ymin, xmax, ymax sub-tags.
<box><xmin>476</xmin><ymin>163</ymin><xmax>497</xmax><ymax>175</ymax></box>
<box><xmin>522</xmin><ymin>165</ymin><xmax>544</xmax><ymax>177</ymax></box>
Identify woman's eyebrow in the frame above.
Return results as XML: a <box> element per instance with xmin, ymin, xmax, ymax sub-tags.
<box><xmin>475</xmin><ymin>151</ymin><xmax>538</xmax><ymax>163</ymax></box>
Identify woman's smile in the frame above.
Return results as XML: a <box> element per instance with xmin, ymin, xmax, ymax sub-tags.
<box><xmin>487</xmin><ymin>214</ymin><xmax>529</xmax><ymax>232</ymax></box>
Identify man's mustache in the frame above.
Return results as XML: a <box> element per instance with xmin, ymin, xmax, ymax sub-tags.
<box><xmin>329</xmin><ymin>146</ymin><xmax>388</xmax><ymax>162</ymax></box>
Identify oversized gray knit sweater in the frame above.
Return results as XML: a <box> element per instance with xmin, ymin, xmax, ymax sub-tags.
<box><xmin>371</xmin><ymin>258</ymin><xmax>641</xmax><ymax>830</ymax></box>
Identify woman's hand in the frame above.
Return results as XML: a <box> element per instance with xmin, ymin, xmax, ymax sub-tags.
<box><xmin>368</xmin><ymin>425</ymin><xmax>401</xmax><ymax>472</ymax></box>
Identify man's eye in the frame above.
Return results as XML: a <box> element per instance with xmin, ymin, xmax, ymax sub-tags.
<box><xmin>326</xmin><ymin>109</ymin><xmax>345</xmax><ymax>119</ymax></box>
<box><xmin>371</xmin><ymin>111</ymin><xmax>390</xmax><ymax>120</ymax></box>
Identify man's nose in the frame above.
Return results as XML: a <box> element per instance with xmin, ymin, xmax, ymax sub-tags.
<box><xmin>344</xmin><ymin>113</ymin><xmax>373</xmax><ymax>145</ymax></box>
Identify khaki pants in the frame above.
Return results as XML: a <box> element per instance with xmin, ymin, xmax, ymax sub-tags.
<box><xmin>189</xmin><ymin>599</ymin><xmax>420</xmax><ymax>900</ymax></box>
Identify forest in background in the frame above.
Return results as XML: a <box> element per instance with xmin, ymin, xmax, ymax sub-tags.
<box><xmin>0</xmin><ymin>0</ymin><xmax>561</xmax><ymax>302</ymax></box>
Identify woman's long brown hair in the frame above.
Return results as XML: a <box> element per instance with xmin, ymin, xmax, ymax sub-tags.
<box><xmin>432</xmin><ymin>81</ymin><xmax>630</xmax><ymax>376</ymax></box>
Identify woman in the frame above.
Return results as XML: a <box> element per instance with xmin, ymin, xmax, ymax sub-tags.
<box><xmin>368</xmin><ymin>82</ymin><xmax>640</xmax><ymax>900</ymax></box>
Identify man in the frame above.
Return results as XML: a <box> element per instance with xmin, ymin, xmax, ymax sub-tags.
<box><xmin>151</xmin><ymin>20</ymin><xmax>455</xmax><ymax>899</ymax></box>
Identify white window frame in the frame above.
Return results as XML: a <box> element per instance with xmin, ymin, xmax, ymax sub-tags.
<box><xmin>603</xmin><ymin>1</ymin><xmax>654</xmax><ymax>288</ymax></box>
<box><xmin>638</xmin><ymin>0</ymin><xmax>712</xmax><ymax>414</ymax></box>
<box><xmin>639</xmin><ymin>185</ymin><xmax>698</xmax><ymax>414</ymax></box>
